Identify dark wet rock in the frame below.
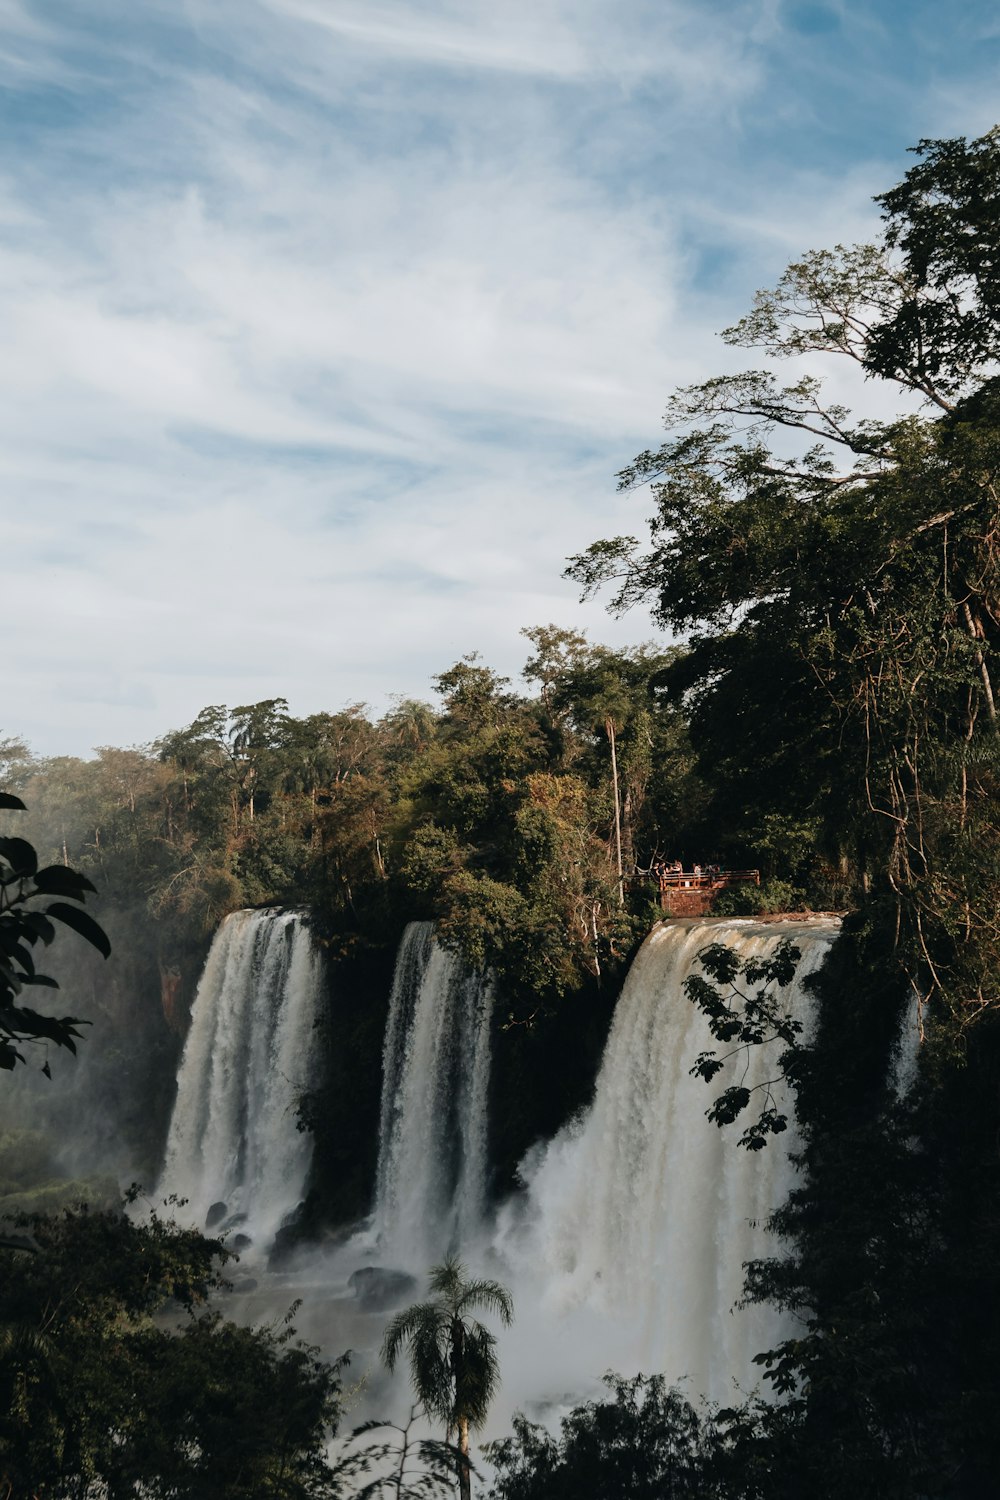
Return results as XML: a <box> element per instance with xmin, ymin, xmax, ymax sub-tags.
<box><xmin>267</xmin><ymin>1204</ymin><xmax>308</xmax><ymax>1269</ymax></box>
<box><xmin>231</xmin><ymin>1233</ymin><xmax>252</xmax><ymax>1252</ymax></box>
<box><xmin>206</xmin><ymin>1201</ymin><xmax>227</xmax><ymax>1228</ymax></box>
<box><xmin>349</xmin><ymin>1266</ymin><xmax>418</xmax><ymax>1311</ymax></box>
<box><xmin>279</xmin><ymin>1203</ymin><xmax>304</xmax><ymax>1230</ymax></box>
<box><xmin>220</xmin><ymin>1212</ymin><xmax>248</xmax><ymax>1233</ymax></box>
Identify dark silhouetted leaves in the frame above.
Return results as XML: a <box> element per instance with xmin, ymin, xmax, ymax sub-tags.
<box><xmin>0</xmin><ymin>795</ymin><xmax>109</xmax><ymax>1074</ymax></box>
<box><xmin>32</xmin><ymin>864</ymin><xmax>97</xmax><ymax>897</ymax></box>
<box><xmin>685</xmin><ymin>939</ymin><xmax>804</xmax><ymax>1149</ymax></box>
<box><xmin>0</xmin><ymin>837</ymin><xmax>37</xmax><ymax>876</ymax></box>
<box><xmin>44</xmin><ymin>902</ymin><xmax>112</xmax><ymax>959</ymax></box>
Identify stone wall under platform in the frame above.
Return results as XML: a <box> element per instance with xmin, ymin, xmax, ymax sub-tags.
<box><xmin>661</xmin><ymin>885</ymin><xmax>717</xmax><ymax>917</ymax></box>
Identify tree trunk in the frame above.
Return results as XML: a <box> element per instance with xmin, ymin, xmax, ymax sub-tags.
<box><xmin>605</xmin><ymin>716</ymin><xmax>624</xmax><ymax>905</ymax></box>
<box><xmin>961</xmin><ymin>600</ymin><xmax>998</xmax><ymax>730</ymax></box>
<box><xmin>458</xmin><ymin>1415</ymin><xmax>472</xmax><ymax>1500</ymax></box>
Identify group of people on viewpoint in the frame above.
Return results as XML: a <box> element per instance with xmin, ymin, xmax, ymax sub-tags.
<box><xmin>660</xmin><ymin>860</ymin><xmax>724</xmax><ymax>881</ymax></box>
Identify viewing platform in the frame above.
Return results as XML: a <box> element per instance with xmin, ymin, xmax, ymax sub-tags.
<box><xmin>655</xmin><ymin>865</ymin><xmax>760</xmax><ymax>917</ymax></box>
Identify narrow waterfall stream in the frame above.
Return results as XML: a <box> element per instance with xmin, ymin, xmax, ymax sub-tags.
<box><xmin>372</xmin><ymin>920</ymin><xmax>494</xmax><ymax>1269</ymax></box>
<box><xmin>157</xmin><ymin>908</ymin><xmax>325</xmax><ymax>1249</ymax></box>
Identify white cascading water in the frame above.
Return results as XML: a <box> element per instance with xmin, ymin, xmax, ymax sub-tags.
<box><xmin>493</xmin><ymin>918</ymin><xmax>838</xmax><ymax>1409</ymax></box>
<box><xmin>372</xmin><ymin>920</ymin><xmax>493</xmax><ymax>1269</ymax></box>
<box><xmin>890</xmin><ymin>988</ymin><xmax>923</xmax><ymax>1099</ymax></box>
<box><xmin>157</xmin><ymin>908</ymin><xmax>325</xmax><ymax>1249</ymax></box>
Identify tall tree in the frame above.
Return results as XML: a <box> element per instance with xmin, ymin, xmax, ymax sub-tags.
<box><xmin>228</xmin><ymin>698</ymin><xmax>291</xmax><ymax>825</ymax></box>
<box><xmin>382</xmin><ymin>1257</ymin><xmax>513</xmax><ymax>1500</ymax></box>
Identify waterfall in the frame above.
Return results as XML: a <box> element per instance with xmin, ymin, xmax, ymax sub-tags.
<box><xmin>148</xmin><ymin>908</ymin><xmax>841</xmax><ymax>1424</ymax></box>
<box><xmin>157</xmin><ymin>908</ymin><xmax>325</xmax><ymax>1248</ymax></box>
<box><xmin>373</xmin><ymin>921</ymin><xmax>493</xmax><ymax>1269</ymax></box>
<box><xmin>890</xmin><ymin>988</ymin><xmax>923</xmax><ymax>1099</ymax></box>
<box><xmin>496</xmin><ymin>918</ymin><xmax>837</xmax><ymax>1406</ymax></box>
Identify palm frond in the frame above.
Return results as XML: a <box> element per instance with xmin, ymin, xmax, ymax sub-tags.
<box><xmin>456</xmin><ymin>1322</ymin><xmax>501</xmax><ymax>1430</ymax></box>
<box><xmin>410</xmin><ymin>1312</ymin><xmax>453</xmax><ymax>1423</ymax></box>
<box><xmin>381</xmin><ymin>1300</ymin><xmax>441</xmax><ymax>1371</ymax></box>
<box><xmin>427</xmin><ymin>1253</ymin><xmax>465</xmax><ymax>1302</ymax></box>
<box><xmin>456</xmin><ymin>1277</ymin><xmax>514</xmax><ymax>1326</ymax></box>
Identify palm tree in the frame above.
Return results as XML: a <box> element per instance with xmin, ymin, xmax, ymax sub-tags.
<box><xmin>381</xmin><ymin>1256</ymin><xmax>514</xmax><ymax>1500</ymax></box>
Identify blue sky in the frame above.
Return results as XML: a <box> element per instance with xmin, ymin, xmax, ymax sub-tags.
<box><xmin>3</xmin><ymin>0</ymin><xmax>998</xmax><ymax>756</ymax></box>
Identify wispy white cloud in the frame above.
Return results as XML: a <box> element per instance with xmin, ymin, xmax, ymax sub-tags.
<box><xmin>255</xmin><ymin>0</ymin><xmax>767</xmax><ymax>95</ymax></box>
<box><xmin>2</xmin><ymin>0</ymin><xmax>995</xmax><ymax>754</ymax></box>
<box><xmin>261</xmin><ymin>0</ymin><xmax>598</xmax><ymax>78</ymax></box>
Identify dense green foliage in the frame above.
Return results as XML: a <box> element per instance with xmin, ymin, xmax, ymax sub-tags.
<box><xmin>0</xmin><ymin>1201</ymin><xmax>345</xmax><ymax>1498</ymax></box>
<box><xmin>5</xmin><ymin>640</ymin><xmax>703</xmax><ymax>1003</ymax></box>
<box><xmin>485</xmin><ymin>1374</ymin><xmax>821</xmax><ymax>1500</ymax></box>
<box><xmin>486</xmin><ymin>1374</ymin><xmax>724</xmax><ymax>1500</ymax></box>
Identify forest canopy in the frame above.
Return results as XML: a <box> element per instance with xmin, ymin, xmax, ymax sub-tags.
<box><xmin>2</xmin><ymin>631</ymin><xmax>732</xmax><ymax>1015</ymax></box>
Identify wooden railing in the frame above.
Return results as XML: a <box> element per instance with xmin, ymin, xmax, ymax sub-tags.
<box><xmin>656</xmin><ymin>868</ymin><xmax>760</xmax><ymax>891</ymax></box>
